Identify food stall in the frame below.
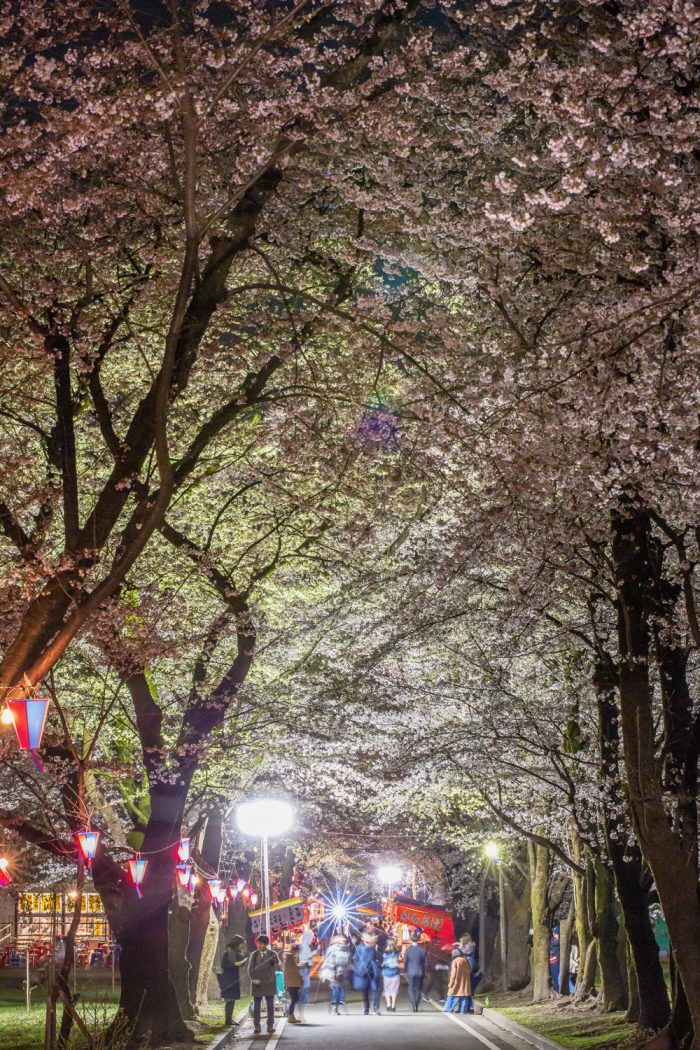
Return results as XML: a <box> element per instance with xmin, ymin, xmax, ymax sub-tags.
<box><xmin>384</xmin><ymin>894</ymin><xmax>455</xmax><ymax>947</ymax></box>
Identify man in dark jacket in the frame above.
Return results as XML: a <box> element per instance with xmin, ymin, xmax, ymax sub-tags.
<box><xmin>248</xmin><ymin>934</ymin><xmax>280</xmax><ymax>1034</ymax></box>
<box><xmin>403</xmin><ymin>932</ymin><xmax>428</xmax><ymax>1012</ymax></box>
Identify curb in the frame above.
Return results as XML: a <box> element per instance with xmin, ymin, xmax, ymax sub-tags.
<box><xmin>481</xmin><ymin>1007</ymin><xmax>564</xmax><ymax>1050</ymax></box>
<box><xmin>204</xmin><ymin>1005</ymin><xmax>252</xmax><ymax>1050</ymax></box>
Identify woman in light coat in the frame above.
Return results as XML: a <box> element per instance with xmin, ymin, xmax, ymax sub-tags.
<box><xmin>443</xmin><ymin>948</ymin><xmax>473</xmax><ymax>1014</ymax></box>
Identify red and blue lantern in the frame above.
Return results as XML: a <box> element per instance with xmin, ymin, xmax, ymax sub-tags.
<box><xmin>0</xmin><ymin>858</ymin><xmax>10</xmax><ymax>887</ymax></box>
<box><xmin>177</xmin><ymin>837</ymin><xmax>190</xmax><ymax>863</ymax></box>
<box><xmin>76</xmin><ymin>831</ymin><xmax>100</xmax><ymax>875</ymax></box>
<box><xmin>128</xmin><ymin>856</ymin><xmax>148</xmax><ymax>899</ymax></box>
<box><xmin>7</xmin><ymin>697</ymin><xmax>50</xmax><ymax>772</ymax></box>
<box><xmin>207</xmin><ymin>878</ymin><xmax>222</xmax><ymax>902</ymax></box>
<box><xmin>176</xmin><ymin>863</ymin><xmax>192</xmax><ymax>888</ymax></box>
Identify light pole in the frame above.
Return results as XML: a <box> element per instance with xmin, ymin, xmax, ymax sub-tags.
<box><xmin>479</xmin><ymin>842</ymin><xmax>507</xmax><ymax>992</ymax></box>
<box><xmin>377</xmin><ymin>865</ymin><xmax>402</xmax><ymax>903</ymax></box>
<box><xmin>236</xmin><ymin>800</ymin><xmax>294</xmax><ymax>938</ymax></box>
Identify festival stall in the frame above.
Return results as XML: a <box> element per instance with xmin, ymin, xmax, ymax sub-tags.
<box><xmin>384</xmin><ymin>894</ymin><xmax>455</xmax><ymax>947</ymax></box>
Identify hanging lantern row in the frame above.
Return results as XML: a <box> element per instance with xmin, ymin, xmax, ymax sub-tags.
<box><xmin>0</xmin><ymin>858</ymin><xmax>11</xmax><ymax>887</ymax></box>
<box><xmin>76</xmin><ymin>831</ymin><xmax>100</xmax><ymax>875</ymax></box>
<box><xmin>3</xmin><ymin>696</ymin><xmax>50</xmax><ymax>773</ymax></box>
<box><xmin>128</xmin><ymin>856</ymin><xmax>148</xmax><ymax>899</ymax></box>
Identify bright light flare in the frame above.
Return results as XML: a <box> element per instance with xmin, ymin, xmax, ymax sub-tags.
<box><xmin>330</xmin><ymin>903</ymin><xmax>349</xmax><ymax>923</ymax></box>
<box><xmin>0</xmin><ymin>707</ymin><xmax>13</xmax><ymax>726</ymax></box>
<box><xmin>377</xmin><ymin>865</ymin><xmax>402</xmax><ymax>885</ymax></box>
<box><xmin>484</xmin><ymin>842</ymin><xmax>500</xmax><ymax>860</ymax></box>
<box><xmin>236</xmin><ymin>799</ymin><xmax>294</xmax><ymax>838</ymax></box>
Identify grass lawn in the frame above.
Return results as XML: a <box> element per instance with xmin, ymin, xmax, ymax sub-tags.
<box><xmin>482</xmin><ymin>991</ymin><xmax>639</xmax><ymax>1050</ymax></box>
<box><xmin>0</xmin><ymin>970</ymin><xmax>251</xmax><ymax>1050</ymax></box>
<box><xmin>0</xmin><ymin>969</ymin><xmax>119</xmax><ymax>1050</ymax></box>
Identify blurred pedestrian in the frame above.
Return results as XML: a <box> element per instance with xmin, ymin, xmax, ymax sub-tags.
<box><xmin>283</xmin><ymin>943</ymin><xmax>303</xmax><ymax>1024</ymax></box>
<box><xmin>403</xmin><ymin>931</ymin><xmax>428</xmax><ymax>1012</ymax></box>
<box><xmin>352</xmin><ymin>929</ymin><xmax>381</xmax><ymax>1015</ymax></box>
<box><xmin>381</xmin><ymin>938</ymin><xmax>401</xmax><ymax>1012</ymax></box>
<box><xmin>218</xmin><ymin>934</ymin><xmax>248</xmax><ymax>1026</ymax></box>
<box><xmin>425</xmin><ymin>938</ymin><xmax>450</xmax><ymax>1002</ymax></box>
<box><xmin>320</xmin><ymin>933</ymin><xmax>352</xmax><ymax>1015</ymax></box>
<box><xmin>443</xmin><ymin>947</ymin><xmax>472</xmax><ymax>1014</ymax></box>
<box><xmin>298</xmin><ymin>922</ymin><xmax>315</xmax><ymax>1005</ymax></box>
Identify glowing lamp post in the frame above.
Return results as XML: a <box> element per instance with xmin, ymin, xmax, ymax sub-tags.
<box><xmin>480</xmin><ymin>841</ymin><xmax>507</xmax><ymax>992</ymax></box>
<box><xmin>378</xmin><ymin>864</ymin><xmax>402</xmax><ymax>901</ymax></box>
<box><xmin>236</xmin><ymin>799</ymin><xmax>294</xmax><ymax>938</ymax></box>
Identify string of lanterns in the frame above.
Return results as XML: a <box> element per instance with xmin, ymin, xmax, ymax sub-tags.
<box><xmin>72</xmin><ymin>832</ymin><xmax>256</xmax><ymax>905</ymax></box>
<box><xmin>1</xmin><ymin>691</ymin><xmax>258</xmax><ymax>906</ymax></box>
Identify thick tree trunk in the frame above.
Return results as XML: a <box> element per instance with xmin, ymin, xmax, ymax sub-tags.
<box><xmin>626</xmin><ymin>937</ymin><xmax>641</xmax><ymax>1025</ymax></box>
<box><xmin>528</xmin><ymin>841</ymin><xmax>551</xmax><ymax>1002</ymax></box>
<box><xmin>612</xmin><ymin>507</ymin><xmax>700</xmax><ymax>1047</ymax></box>
<box><xmin>503</xmin><ymin>859</ymin><xmax>531</xmax><ymax>990</ymax></box>
<box><xmin>594</xmin><ymin>860</ymin><xmax>627</xmax><ymax>1012</ymax></box>
<box><xmin>102</xmin><ymin>853</ymin><xmax>193</xmax><ymax>1045</ymax></box>
<box><xmin>169</xmin><ymin>889</ymin><xmax>195</xmax><ymax>1020</ymax></box>
<box><xmin>594</xmin><ymin>652</ymin><xmax>671</xmax><ymax>1031</ymax></box>
<box><xmin>187</xmin><ymin>807</ymin><xmax>223</xmax><ymax>1008</ymax></box>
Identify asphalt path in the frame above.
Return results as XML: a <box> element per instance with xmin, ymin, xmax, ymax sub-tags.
<box><xmin>234</xmin><ymin>991</ymin><xmax>543</xmax><ymax>1050</ymax></box>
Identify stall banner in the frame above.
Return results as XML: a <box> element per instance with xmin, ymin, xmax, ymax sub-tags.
<box><xmin>249</xmin><ymin>897</ymin><xmax>305</xmax><ymax>937</ymax></box>
<box><xmin>387</xmin><ymin>897</ymin><xmax>455</xmax><ymax>946</ymax></box>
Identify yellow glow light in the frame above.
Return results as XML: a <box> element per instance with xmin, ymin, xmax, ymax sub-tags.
<box><xmin>0</xmin><ymin>707</ymin><xmax>13</xmax><ymax>726</ymax></box>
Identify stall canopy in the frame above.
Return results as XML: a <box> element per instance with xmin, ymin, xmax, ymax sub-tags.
<box><xmin>385</xmin><ymin>894</ymin><xmax>455</xmax><ymax>947</ymax></box>
<box><xmin>249</xmin><ymin>897</ymin><xmax>305</xmax><ymax>937</ymax></box>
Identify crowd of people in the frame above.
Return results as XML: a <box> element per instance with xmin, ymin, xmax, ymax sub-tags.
<box><xmin>218</xmin><ymin>920</ymin><xmax>484</xmax><ymax>1034</ymax></box>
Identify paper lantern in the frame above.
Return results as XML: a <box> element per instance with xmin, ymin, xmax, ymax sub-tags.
<box><xmin>0</xmin><ymin>858</ymin><xmax>10</xmax><ymax>887</ymax></box>
<box><xmin>128</xmin><ymin>856</ymin><xmax>148</xmax><ymax>899</ymax></box>
<box><xmin>250</xmin><ymin>892</ymin><xmax>259</xmax><ymax>907</ymax></box>
<box><xmin>236</xmin><ymin>878</ymin><xmax>246</xmax><ymax>891</ymax></box>
<box><xmin>189</xmin><ymin>873</ymin><xmax>197</xmax><ymax>895</ymax></box>
<box><xmin>177</xmin><ymin>837</ymin><xmax>190</xmax><ymax>863</ymax></box>
<box><xmin>207</xmin><ymin>878</ymin><xmax>222</xmax><ymax>901</ymax></box>
<box><xmin>7</xmin><ymin>697</ymin><xmax>50</xmax><ymax>772</ymax></box>
<box><xmin>227</xmin><ymin>883</ymin><xmax>239</xmax><ymax>900</ymax></box>
<box><xmin>76</xmin><ymin>831</ymin><xmax>99</xmax><ymax>875</ymax></box>
<box><xmin>214</xmin><ymin>886</ymin><xmax>227</xmax><ymax>905</ymax></box>
<box><xmin>176</xmin><ymin>863</ymin><xmax>192</xmax><ymax>888</ymax></box>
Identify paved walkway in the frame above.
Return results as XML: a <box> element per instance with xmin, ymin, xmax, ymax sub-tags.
<box><xmin>228</xmin><ymin>991</ymin><xmax>547</xmax><ymax>1050</ymax></box>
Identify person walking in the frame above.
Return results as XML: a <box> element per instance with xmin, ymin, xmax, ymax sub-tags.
<box><xmin>443</xmin><ymin>947</ymin><xmax>473</xmax><ymax>1014</ymax></box>
<box><xmin>320</xmin><ymin>933</ymin><xmax>352</xmax><ymax>1014</ymax></box>
<box><xmin>352</xmin><ymin>929</ymin><xmax>381</xmax><ymax>1015</ymax></box>
<box><xmin>381</xmin><ymin>938</ymin><xmax>401</xmax><ymax>1012</ymax></box>
<box><xmin>425</xmin><ymin>938</ymin><xmax>450</xmax><ymax>1002</ymax></box>
<box><xmin>218</xmin><ymin>934</ymin><xmax>248</xmax><ymax>1026</ymax></box>
<box><xmin>248</xmin><ymin>933</ymin><xmax>280</xmax><ymax>1035</ymax></box>
<box><xmin>283</xmin><ymin>943</ymin><xmax>303</xmax><ymax>1023</ymax></box>
<box><xmin>403</xmin><ymin>931</ymin><xmax>428</xmax><ymax>1012</ymax></box>
<box><xmin>298</xmin><ymin>921</ymin><xmax>316</xmax><ymax>1005</ymax></box>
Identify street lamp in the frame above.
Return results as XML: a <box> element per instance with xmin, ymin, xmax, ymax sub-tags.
<box><xmin>236</xmin><ymin>799</ymin><xmax>294</xmax><ymax>938</ymax></box>
<box><xmin>377</xmin><ymin>864</ymin><xmax>402</xmax><ymax>900</ymax></box>
<box><xmin>479</xmin><ymin>841</ymin><xmax>507</xmax><ymax>993</ymax></box>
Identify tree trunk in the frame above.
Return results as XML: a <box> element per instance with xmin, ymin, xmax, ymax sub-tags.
<box><xmin>626</xmin><ymin>937</ymin><xmax>641</xmax><ymax>1025</ymax></box>
<box><xmin>187</xmin><ymin>807</ymin><xmax>223</xmax><ymax>1008</ymax></box>
<box><xmin>558</xmin><ymin>897</ymin><xmax>575</xmax><ymax>998</ymax></box>
<box><xmin>573</xmin><ymin>852</ymin><xmax>597</xmax><ymax>1001</ymax></box>
<box><xmin>102</xmin><ymin>852</ymin><xmax>193</xmax><ymax>1045</ymax></box>
<box><xmin>503</xmin><ymin>859</ymin><xmax>531</xmax><ymax>990</ymax></box>
<box><xmin>169</xmin><ymin>888</ymin><xmax>194</xmax><ymax>1020</ymax></box>
<box><xmin>594</xmin><ymin>860</ymin><xmax>627</xmax><ymax>1012</ymax></box>
<box><xmin>594</xmin><ymin>650</ymin><xmax>671</xmax><ymax>1031</ymax></box>
<box><xmin>612</xmin><ymin>506</ymin><xmax>700</xmax><ymax>1047</ymax></box>
<box><xmin>528</xmin><ymin>841</ymin><xmax>551</xmax><ymax>1002</ymax></box>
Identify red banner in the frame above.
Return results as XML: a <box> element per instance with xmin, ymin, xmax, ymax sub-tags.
<box><xmin>386</xmin><ymin>898</ymin><xmax>455</xmax><ymax>946</ymax></box>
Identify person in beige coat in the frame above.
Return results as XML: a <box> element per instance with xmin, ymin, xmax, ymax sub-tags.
<box><xmin>283</xmin><ymin>943</ymin><xmax>303</xmax><ymax>1023</ymax></box>
<box><xmin>443</xmin><ymin>949</ymin><xmax>473</xmax><ymax>1014</ymax></box>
